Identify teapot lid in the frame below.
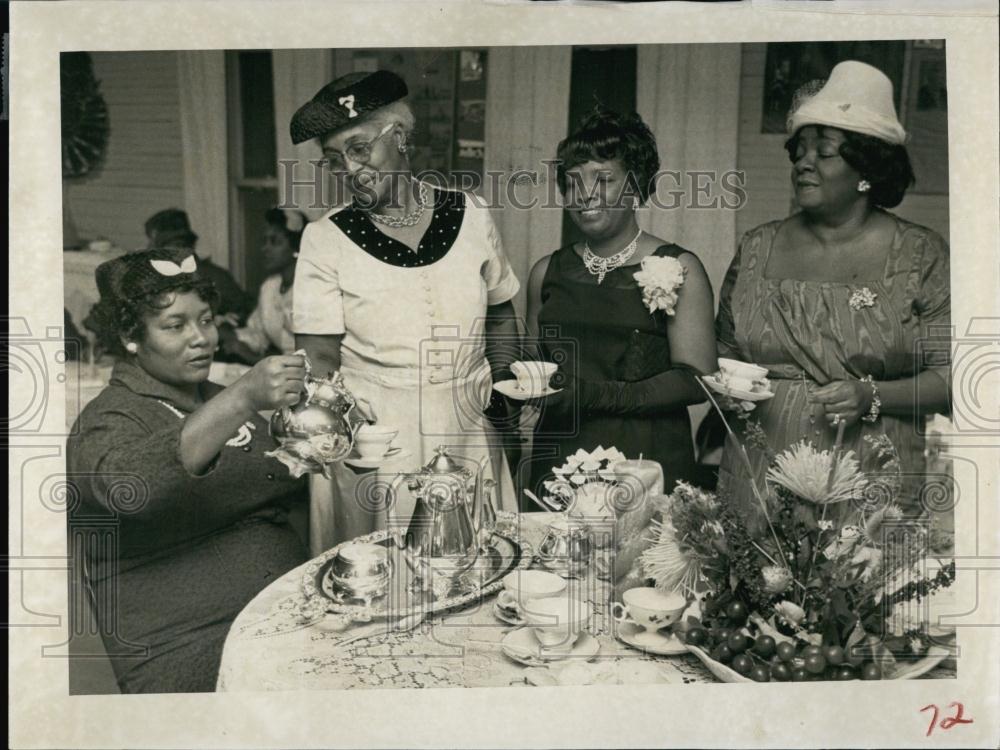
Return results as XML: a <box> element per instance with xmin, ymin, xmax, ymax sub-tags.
<box><xmin>423</xmin><ymin>446</ymin><xmax>468</xmax><ymax>475</ymax></box>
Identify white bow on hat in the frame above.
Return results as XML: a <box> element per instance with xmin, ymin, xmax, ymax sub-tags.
<box><xmin>788</xmin><ymin>60</ymin><xmax>907</xmax><ymax>145</ymax></box>
<box><xmin>150</xmin><ymin>255</ymin><xmax>197</xmax><ymax>276</ymax></box>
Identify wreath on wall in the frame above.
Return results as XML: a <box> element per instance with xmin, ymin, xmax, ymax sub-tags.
<box><xmin>61</xmin><ymin>52</ymin><xmax>110</xmax><ymax>179</ymax></box>
<box><xmin>61</xmin><ymin>52</ymin><xmax>110</xmax><ymax>250</ymax></box>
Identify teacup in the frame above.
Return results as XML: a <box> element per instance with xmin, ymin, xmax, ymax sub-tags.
<box><xmin>718</xmin><ymin>358</ymin><xmax>769</xmax><ymax>393</ymax></box>
<box><xmin>497</xmin><ymin>570</ymin><xmax>567</xmax><ymax>617</ymax></box>
<box><xmin>510</xmin><ymin>360</ymin><xmax>557</xmax><ymax>394</ymax></box>
<box><xmin>612</xmin><ymin>587</ymin><xmax>688</xmax><ymax>647</ymax></box>
<box><xmin>523</xmin><ymin>595</ymin><xmax>591</xmax><ymax>653</ymax></box>
<box><xmin>354</xmin><ymin>424</ymin><xmax>399</xmax><ymax>459</ymax></box>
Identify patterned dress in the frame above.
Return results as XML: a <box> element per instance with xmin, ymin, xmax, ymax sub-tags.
<box><xmin>715</xmin><ymin>212</ymin><xmax>951</xmax><ymax>516</ymax></box>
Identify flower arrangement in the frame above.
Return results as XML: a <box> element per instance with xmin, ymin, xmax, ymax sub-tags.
<box><xmin>639</xmin><ymin>407</ymin><xmax>956</xmax><ymax>682</ymax></box>
<box><xmin>542</xmin><ymin>445</ymin><xmax>627</xmax><ymax>516</ymax></box>
<box><xmin>632</xmin><ymin>255</ymin><xmax>686</xmax><ymax>316</ymax></box>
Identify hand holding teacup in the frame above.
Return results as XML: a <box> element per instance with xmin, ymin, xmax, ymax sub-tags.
<box><xmin>717</xmin><ymin>358</ymin><xmax>770</xmax><ymax>394</ymax></box>
<box><xmin>510</xmin><ymin>360</ymin><xmax>558</xmax><ymax>396</ymax></box>
<box><xmin>612</xmin><ymin>587</ymin><xmax>688</xmax><ymax>648</ymax></box>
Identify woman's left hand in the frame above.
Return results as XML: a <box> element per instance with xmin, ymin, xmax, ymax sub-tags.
<box><xmin>809</xmin><ymin>380</ymin><xmax>873</xmax><ymax>427</ymax></box>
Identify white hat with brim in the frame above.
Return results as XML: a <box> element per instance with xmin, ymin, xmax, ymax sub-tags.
<box><xmin>788</xmin><ymin>60</ymin><xmax>907</xmax><ymax>145</ymax></box>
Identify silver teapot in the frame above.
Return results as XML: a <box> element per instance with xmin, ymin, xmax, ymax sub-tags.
<box><xmin>269</xmin><ymin>371</ymin><xmax>363</xmax><ymax>477</ymax></box>
<box><xmin>389</xmin><ymin>447</ymin><xmax>496</xmax><ymax>583</ymax></box>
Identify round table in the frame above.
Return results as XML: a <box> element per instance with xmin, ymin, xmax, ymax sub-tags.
<box><xmin>216</xmin><ymin>514</ymin><xmax>717</xmax><ymax>691</ymax></box>
<box><xmin>216</xmin><ymin>514</ymin><xmax>956</xmax><ymax>691</ymax></box>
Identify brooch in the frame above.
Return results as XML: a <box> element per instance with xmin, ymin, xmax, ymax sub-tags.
<box><xmin>848</xmin><ymin>286</ymin><xmax>877</xmax><ymax>311</ymax></box>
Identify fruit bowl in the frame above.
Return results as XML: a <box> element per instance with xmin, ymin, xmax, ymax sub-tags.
<box><xmin>685</xmin><ymin>642</ymin><xmax>953</xmax><ymax>683</ymax></box>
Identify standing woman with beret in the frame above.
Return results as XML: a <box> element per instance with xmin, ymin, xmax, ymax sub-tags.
<box><xmin>289</xmin><ymin>71</ymin><xmax>521</xmax><ymax>552</ymax></box>
<box><xmin>716</xmin><ymin>61</ymin><xmax>952</xmax><ymax>520</ymax></box>
<box><xmin>67</xmin><ymin>249</ymin><xmax>308</xmax><ymax>692</ymax></box>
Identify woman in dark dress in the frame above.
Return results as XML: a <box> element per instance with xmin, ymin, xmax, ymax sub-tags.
<box><xmin>523</xmin><ymin>110</ymin><xmax>717</xmax><ymax>502</ymax></box>
<box><xmin>67</xmin><ymin>249</ymin><xmax>309</xmax><ymax>693</ymax></box>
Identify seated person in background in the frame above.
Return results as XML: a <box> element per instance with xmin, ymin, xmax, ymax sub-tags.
<box><xmin>144</xmin><ymin>208</ymin><xmax>255</xmax><ymax>330</ymax></box>
<box><xmin>64</xmin><ymin>308</ymin><xmax>86</xmax><ymax>361</ymax></box>
<box><xmin>68</xmin><ymin>248</ymin><xmax>308</xmax><ymax>693</ymax></box>
<box><xmin>220</xmin><ymin>208</ymin><xmax>304</xmax><ymax>364</ymax></box>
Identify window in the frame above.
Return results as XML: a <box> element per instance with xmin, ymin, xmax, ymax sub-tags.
<box><xmin>226</xmin><ymin>51</ymin><xmax>278</xmax><ymax>294</ymax></box>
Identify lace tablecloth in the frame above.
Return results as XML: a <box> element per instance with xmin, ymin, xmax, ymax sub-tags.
<box><xmin>217</xmin><ymin>513</ymin><xmax>956</xmax><ymax>691</ymax></box>
<box><xmin>216</xmin><ymin>514</ymin><xmax>716</xmax><ymax>691</ymax></box>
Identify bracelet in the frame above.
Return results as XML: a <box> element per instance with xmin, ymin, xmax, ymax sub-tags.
<box><xmin>860</xmin><ymin>375</ymin><xmax>881</xmax><ymax>423</ymax></box>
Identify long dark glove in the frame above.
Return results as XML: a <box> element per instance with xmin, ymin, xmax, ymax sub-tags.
<box><xmin>573</xmin><ymin>364</ymin><xmax>708</xmax><ymax>417</ymax></box>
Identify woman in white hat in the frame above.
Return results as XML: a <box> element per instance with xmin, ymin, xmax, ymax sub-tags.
<box><xmin>716</xmin><ymin>61</ymin><xmax>951</xmax><ymax>519</ymax></box>
<box><xmin>289</xmin><ymin>71</ymin><xmax>520</xmax><ymax>552</ymax></box>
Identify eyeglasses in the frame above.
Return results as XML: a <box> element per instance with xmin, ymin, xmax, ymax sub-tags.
<box><xmin>321</xmin><ymin>123</ymin><xmax>395</xmax><ymax>171</ymax></box>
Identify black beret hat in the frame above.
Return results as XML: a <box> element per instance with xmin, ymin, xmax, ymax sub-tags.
<box><xmin>290</xmin><ymin>70</ymin><xmax>409</xmax><ymax>145</ymax></box>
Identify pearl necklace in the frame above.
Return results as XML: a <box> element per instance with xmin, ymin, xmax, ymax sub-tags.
<box><xmin>582</xmin><ymin>228</ymin><xmax>642</xmax><ymax>284</ymax></box>
<box><xmin>367</xmin><ymin>182</ymin><xmax>428</xmax><ymax>228</ymax></box>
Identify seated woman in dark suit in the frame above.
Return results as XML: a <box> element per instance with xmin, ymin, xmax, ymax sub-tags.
<box><xmin>68</xmin><ymin>249</ymin><xmax>309</xmax><ymax>693</ymax></box>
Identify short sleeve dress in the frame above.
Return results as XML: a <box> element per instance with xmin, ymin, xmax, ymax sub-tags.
<box><xmin>293</xmin><ymin>185</ymin><xmax>521</xmax><ymax>553</ymax></box>
<box><xmin>715</xmin><ymin>211</ymin><xmax>951</xmax><ymax>516</ymax></box>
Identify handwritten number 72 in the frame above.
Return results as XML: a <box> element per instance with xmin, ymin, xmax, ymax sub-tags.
<box><xmin>920</xmin><ymin>702</ymin><xmax>973</xmax><ymax>736</ymax></box>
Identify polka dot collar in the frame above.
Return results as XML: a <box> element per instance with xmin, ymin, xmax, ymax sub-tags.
<box><xmin>330</xmin><ymin>189</ymin><xmax>466</xmax><ymax>268</ymax></box>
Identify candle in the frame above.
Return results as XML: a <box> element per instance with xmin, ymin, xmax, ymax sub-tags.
<box><xmin>612</xmin><ymin>459</ymin><xmax>664</xmax><ymax>506</ymax></box>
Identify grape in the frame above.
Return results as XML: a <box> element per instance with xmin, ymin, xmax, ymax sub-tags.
<box><xmin>824</xmin><ymin>645</ymin><xmax>845</xmax><ymax>665</ymax></box>
<box><xmin>753</xmin><ymin>635</ymin><xmax>777</xmax><ymax>659</ymax></box>
<box><xmin>727</xmin><ymin>633</ymin><xmax>751</xmax><ymax>654</ymax></box>
<box><xmin>804</xmin><ymin>653</ymin><xmax>827</xmax><ymax>674</ymax></box>
<box><xmin>776</xmin><ymin>641</ymin><xmax>797</xmax><ymax>662</ymax></box>
<box><xmin>861</xmin><ymin>662</ymin><xmax>882</xmax><ymax>681</ymax></box>
<box><xmin>731</xmin><ymin>654</ymin><xmax>754</xmax><ymax>676</ymax></box>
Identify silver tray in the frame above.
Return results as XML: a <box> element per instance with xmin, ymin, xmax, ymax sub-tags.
<box><xmin>301</xmin><ymin>513</ymin><xmax>531</xmax><ymax>621</ymax></box>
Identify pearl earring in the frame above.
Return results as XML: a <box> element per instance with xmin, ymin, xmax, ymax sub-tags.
<box><xmin>125</xmin><ymin>342</ymin><xmax>138</xmax><ymax>354</ymax></box>
<box><xmin>857</xmin><ymin>179</ymin><xmax>871</xmax><ymax>193</ymax></box>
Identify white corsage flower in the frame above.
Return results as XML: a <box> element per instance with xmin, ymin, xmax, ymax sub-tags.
<box><xmin>848</xmin><ymin>286</ymin><xmax>878</xmax><ymax>311</ymax></box>
<box><xmin>632</xmin><ymin>255</ymin><xmax>687</xmax><ymax>316</ymax></box>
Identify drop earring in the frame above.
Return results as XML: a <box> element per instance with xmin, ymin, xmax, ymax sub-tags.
<box><xmin>857</xmin><ymin>179</ymin><xmax>871</xmax><ymax>193</ymax></box>
<box><xmin>125</xmin><ymin>342</ymin><xmax>138</xmax><ymax>354</ymax></box>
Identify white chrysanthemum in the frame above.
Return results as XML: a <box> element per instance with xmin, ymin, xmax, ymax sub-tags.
<box><xmin>762</xmin><ymin>565</ymin><xmax>793</xmax><ymax>595</ymax></box>
<box><xmin>766</xmin><ymin>441</ymin><xmax>867</xmax><ymax>504</ymax></box>
<box><xmin>640</xmin><ymin>518</ymin><xmax>701</xmax><ymax>595</ymax></box>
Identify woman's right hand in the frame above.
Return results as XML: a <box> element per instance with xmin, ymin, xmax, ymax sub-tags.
<box><xmin>235</xmin><ymin>354</ymin><xmax>306</xmax><ymax>411</ymax></box>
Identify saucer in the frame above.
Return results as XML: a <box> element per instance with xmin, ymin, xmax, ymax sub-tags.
<box><xmin>501</xmin><ymin>627</ymin><xmax>600</xmax><ymax>666</ymax></box>
<box><xmin>342</xmin><ymin>447</ymin><xmax>410</xmax><ymax>469</ymax></box>
<box><xmin>493</xmin><ymin>380</ymin><xmax>562</xmax><ymax>402</ymax></box>
<box><xmin>702</xmin><ymin>374</ymin><xmax>774</xmax><ymax>402</ymax></box>
<box><xmin>493</xmin><ymin>601</ymin><xmax>526</xmax><ymax>626</ymax></box>
<box><xmin>615</xmin><ymin>622</ymin><xmax>687</xmax><ymax>655</ymax></box>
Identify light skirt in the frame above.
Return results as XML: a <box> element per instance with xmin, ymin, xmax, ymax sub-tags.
<box><xmin>308</xmin><ymin>362</ymin><xmax>516</xmax><ymax>555</ymax></box>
